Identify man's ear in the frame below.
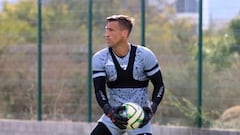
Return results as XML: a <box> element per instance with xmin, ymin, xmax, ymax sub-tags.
<box><xmin>122</xmin><ymin>29</ymin><xmax>129</xmax><ymax>38</ymax></box>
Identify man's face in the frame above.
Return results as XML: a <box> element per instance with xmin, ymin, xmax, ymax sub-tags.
<box><xmin>104</xmin><ymin>21</ymin><xmax>127</xmax><ymax>47</ymax></box>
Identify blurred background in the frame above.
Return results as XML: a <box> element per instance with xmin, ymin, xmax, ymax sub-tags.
<box><xmin>0</xmin><ymin>0</ymin><xmax>240</xmax><ymax>130</ymax></box>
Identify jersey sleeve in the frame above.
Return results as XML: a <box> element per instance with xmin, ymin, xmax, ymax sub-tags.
<box><xmin>92</xmin><ymin>50</ymin><xmax>109</xmax><ymax>109</ymax></box>
<box><xmin>92</xmin><ymin>51</ymin><xmax>106</xmax><ymax>79</ymax></box>
<box><xmin>143</xmin><ymin>47</ymin><xmax>161</xmax><ymax>76</ymax></box>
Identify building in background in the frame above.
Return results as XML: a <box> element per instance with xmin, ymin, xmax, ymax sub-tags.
<box><xmin>175</xmin><ymin>0</ymin><xmax>198</xmax><ymax>13</ymax></box>
<box><xmin>175</xmin><ymin>0</ymin><xmax>209</xmax><ymax>30</ymax></box>
<box><xmin>149</xmin><ymin>0</ymin><xmax>210</xmax><ymax>30</ymax></box>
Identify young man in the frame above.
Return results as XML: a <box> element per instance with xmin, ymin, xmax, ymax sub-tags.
<box><xmin>91</xmin><ymin>15</ymin><xmax>165</xmax><ymax>135</ymax></box>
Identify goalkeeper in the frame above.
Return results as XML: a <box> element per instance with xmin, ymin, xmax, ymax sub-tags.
<box><xmin>90</xmin><ymin>15</ymin><xmax>165</xmax><ymax>135</ymax></box>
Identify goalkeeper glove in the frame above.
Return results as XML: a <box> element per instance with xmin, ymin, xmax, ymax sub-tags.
<box><xmin>139</xmin><ymin>102</ymin><xmax>158</xmax><ymax>128</ymax></box>
<box><xmin>103</xmin><ymin>104</ymin><xmax>128</xmax><ymax>129</ymax></box>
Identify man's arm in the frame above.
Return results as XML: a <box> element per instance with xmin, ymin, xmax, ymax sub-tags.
<box><xmin>93</xmin><ymin>76</ymin><xmax>128</xmax><ymax>129</ymax></box>
<box><xmin>139</xmin><ymin>69</ymin><xmax>165</xmax><ymax>128</ymax></box>
<box><xmin>141</xmin><ymin>46</ymin><xmax>165</xmax><ymax>112</ymax></box>
<box><xmin>93</xmin><ymin>76</ymin><xmax>108</xmax><ymax>108</ymax></box>
<box><xmin>149</xmin><ymin>70</ymin><xmax>165</xmax><ymax>113</ymax></box>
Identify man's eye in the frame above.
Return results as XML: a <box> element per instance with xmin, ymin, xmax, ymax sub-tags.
<box><xmin>105</xmin><ymin>28</ymin><xmax>111</xmax><ymax>32</ymax></box>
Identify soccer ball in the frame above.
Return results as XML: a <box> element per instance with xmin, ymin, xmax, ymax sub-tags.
<box><xmin>119</xmin><ymin>102</ymin><xmax>144</xmax><ymax>130</ymax></box>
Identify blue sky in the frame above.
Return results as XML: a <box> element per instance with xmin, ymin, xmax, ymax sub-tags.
<box><xmin>208</xmin><ymin>0</ymin><xmax>240</xmax><ymax>19</ymax></box>
<box><xmin>1</xmin><ymin>0</ymin><xmax>240</xmax><ymax>20</ymax></box>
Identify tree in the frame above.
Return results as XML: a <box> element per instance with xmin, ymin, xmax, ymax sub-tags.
<box><xmin>0</xmin><ymin>1</ymin><xmax>37</xmax><ymax>45</ymax></box>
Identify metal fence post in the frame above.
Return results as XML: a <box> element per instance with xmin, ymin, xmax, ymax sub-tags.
<box><xmin>37</xmin><ymin>0</ymin><xmax>42</xmax><ymax>121</ymax></box>
<box><xmin>198</xmin><ymin>0</ymin><xmax>203</xmax><ymax>128</ymax></box>
<box><xmin>141</xmin><ymin>0</ymin><xmax>145</xmax><ymax>46</ymax></box>
<box><xmin>88</xmin><ymin>0</ymin><xmax>93</xmax><ymax>123</ymax></box>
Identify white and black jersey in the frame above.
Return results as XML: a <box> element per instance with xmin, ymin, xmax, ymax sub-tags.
<box><xmin>92</xmin><ymin>44</ymin><xmax>164</xmax><ymax>108</ymax></box>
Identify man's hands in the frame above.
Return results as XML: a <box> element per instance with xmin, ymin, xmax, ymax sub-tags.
<box><xmin>103</xmin><ymin>104</ymin><xmax>128</xmax><ymax>129</ymax></box>
<box><xmin>139</xmin><ymin>102</ymin><xmax>158</xmax><ymax>128</ymax></box>
<box><xmin>139</xmin><ymin>107</ymin><xmax>153</xmax><ymax>128</ymax></box>
<box><xmin>103</xmin><ymin>102</ymin><xmax>158</xmax><ymax>129</ymax></box>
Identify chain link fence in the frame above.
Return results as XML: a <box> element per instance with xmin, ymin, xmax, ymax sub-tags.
<box><xmin>0</xmin><ymin>0</ymin><xmax>240</xmax><ymax>130</ymax></box>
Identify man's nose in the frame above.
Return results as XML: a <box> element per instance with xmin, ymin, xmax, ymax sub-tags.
<box><xmin>104</xmin><ymin>32</ymin><xmax>109</xmax><ymax>38</ymax></box>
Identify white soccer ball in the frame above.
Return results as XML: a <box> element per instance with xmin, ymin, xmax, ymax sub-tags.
<box><xmin>119</xmin><ymin>102</ymin><xmax>144</xmax><ymax>130</ymax></box>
